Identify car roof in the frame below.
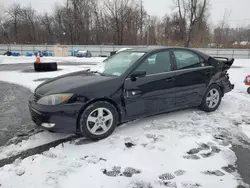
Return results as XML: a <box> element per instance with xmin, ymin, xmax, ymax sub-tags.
<box><xmin>123</xmin><ymin>47</ymin><xmax>211</xmax><ymax>61</ymax></box>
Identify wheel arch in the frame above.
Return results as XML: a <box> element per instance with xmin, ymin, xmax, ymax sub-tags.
<box><xmin>206</xmin><ymin>81</ymin><xmax>224</xmax><ymax>97</ymax></box>
<box><xmin>76</xmin><ymin>98</ymin><xmax>122</xmax><ymax>130</ymax></box>
<box><xmin>210</xmin><ymin>82</ymin><xmax>224</xmax><ymax>97</ymax></box>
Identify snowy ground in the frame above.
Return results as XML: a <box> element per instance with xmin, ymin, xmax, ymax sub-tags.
<box><xmin>0</xmin><ymin>57</ymin><xmax>105</xmax><ymax>91</ymax></box>
<box><xmin>0</xmin><ymin>55</ymin><xmax>106</xmax><ymax>64</ymax></box>
<box><xmin>0</xmin><ymin>57</ymin><xmax>250</xmax><ymax>188</ymax></box>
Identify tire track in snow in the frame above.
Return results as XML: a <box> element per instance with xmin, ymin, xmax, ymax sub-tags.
<box><xmin>0</xmin><ymin>135</ymin><xmax>82</xmax><ymax>168</ymax></box>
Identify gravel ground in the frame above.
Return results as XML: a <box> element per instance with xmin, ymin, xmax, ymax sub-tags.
<box><xmin>0</xmin><ymin>81</ymin><xmax>35</xmax><ymax>146</ymax></box>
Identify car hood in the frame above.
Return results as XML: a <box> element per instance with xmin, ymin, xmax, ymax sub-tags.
<box><xmin>35</xmin><ymin>71</ymin><xmax>116</xmax><ymax>96</ymax></box>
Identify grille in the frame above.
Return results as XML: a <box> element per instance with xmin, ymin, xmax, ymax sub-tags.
<box><xmin>34</xmin><ymin>93</ymin><xmax>42</xmax><ymax>102</ymax></box>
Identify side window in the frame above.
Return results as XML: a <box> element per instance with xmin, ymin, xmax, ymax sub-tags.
<box><xmin>173</xmin><ymin>50</ymin><xmax>203</xmax><ymax>69</ymax></box>
<box><xmin>135</xmin><ymin>51</ymin><xmax>171</xmax><ymax>75</ymax></box>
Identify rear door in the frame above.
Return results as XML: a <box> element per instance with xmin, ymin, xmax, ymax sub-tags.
<box><xmin>172</xmin><ymin>49</ymin><xmax>214</xmax><ymax>107</ymax></box>
<box><xmin>123</xmin><ymin>50</ymin><xmax>176</xmax><ymax>118</ymax></box>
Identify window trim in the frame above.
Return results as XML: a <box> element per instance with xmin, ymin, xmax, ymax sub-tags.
<box><xmin>125</xmin><ymin>66</ymin><xmax>213</xmax><ymax>80</ymax></box>
<box><xmin>127</xmin><ymin>49</ymin><xmax>174</xmax><ymax>77</ymax></box>
<box><xmin>171</xmin><ymin>49</ymin><xmax>206</xmax><ymax>70</ymax></box>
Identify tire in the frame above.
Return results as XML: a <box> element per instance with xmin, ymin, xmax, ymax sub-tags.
<box><xmin>50</xmin><ymin>63</ymin><xmax>57</xmax><ymax>71</ymax></box>
<box><xmin>247</xmin><ymin>87</ymin><xmax>250</xmax><ymax>94</ymax></box>
<box><xmin>78</xmin><ymin>101</ymin><xmax>118</xmax><ymax>140</ymax></box>
<box><xmin>34</xmin><ymin>62</ymin><xmax>57</xmax><ymax>72</ymax></box>
<box><xmin>200</xmin><ymin>84</ymin><xmax>222</xmax><ymax>112</ymax></box>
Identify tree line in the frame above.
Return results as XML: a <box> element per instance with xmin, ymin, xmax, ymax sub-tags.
<box><xmin>0</xmin><ymin>0</ymin><xmax>249</xmax><ymax>48</ymax></box>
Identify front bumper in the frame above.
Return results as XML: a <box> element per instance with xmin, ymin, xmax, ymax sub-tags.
<box><xmin>29</xmin><ymin>97</ymin><xmax>83</xmax><ymax>133</ymax></box>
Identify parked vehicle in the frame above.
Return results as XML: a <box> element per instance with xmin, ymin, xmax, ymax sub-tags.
<box><xmin>244</xmin><ymin>74</ymin><xmax>250</xmax><ymax>94</ymax></box>
<box><xmin>29</xmin><ymin>47</ymin><xmax>234</xmax><ymax>140</ymax></box>
<box><xmin>3</xmin><ymin>51</ymin><xmax>20</xmax><ymax>56</ymax></box>
<box><xmin>76</xmin><ymin>50</ymin><xmax>92</xmax><ymax>57</ymax></box>
<box><xmin>3</xmin><ymin>51</ymin><xmax>12</xmax><ymax>56</ymax></box>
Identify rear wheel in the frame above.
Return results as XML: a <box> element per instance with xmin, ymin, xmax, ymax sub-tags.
<box><xmin>78</xmin><ymin>101</ymin><xmax>118</xmax><ymax>140</ymax></box>
<box><xmin>247</xmin><ymin>87</ymin><xmax>250</xmax><ymax>94</ymax></box>
<box><xmin>200</xmin><ymin>85</ymin><xmax>222</xmax><ymax>112</ymax></box>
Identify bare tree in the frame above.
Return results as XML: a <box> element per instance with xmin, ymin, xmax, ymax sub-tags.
<box><xmin>233</xmin><ymin>27</ymin><xmax>247</xmax><ymax>45</ymax></box>
<box><xmin>173</xmin><ymin>0</ymin><xmax>209</xmax><ymax>47</ymax></box>
<box><xmin>214</xmin><ymin>9</ymin><xmax>231</xmax><ymax>47</ymax></box>
<box><xmin>175</xmin><ymin>0</ymin><xmax>187</xmax><ymax>44</ymax></box>
<box><xmin>41</xmin><ymin>13</ymin><xmax>54</xmax><ymax>44</ymax></box>
<box><xmin>186</xmin><ymin>0</ymin><xmax>208</xmax><ymax>47</ymax></box>
<box><xmin>92</xmin><ymin>0</ymin><xmax>107</xmax><ymax>44</ymax></box>
<box><xmin>5</xmin><ymin>3</ymin><xmax>22</xmax><ymax>43</ymax></box>
<box><xmin>19</xmin><ymin>4</ymin><xmax>37</xmax><ymax>43</ymax></box>
<box><xmin>104</xmin><ymin>0</ymin><xmax>135</xmax><ymax>44</ymax></box>
<box><xmin>0</xmin><ymin>8</ymin><xmax>4</xmax><ymax>43</ymax></box>
<box><xmin>246</xmin><ymin>26</ymin><xmax>250</xmax><ymax>44</ymax></box>
<box><xmin>1</xmin><ymin>0</ymin><xmax>249</xmax><ymax>48</ymax></box>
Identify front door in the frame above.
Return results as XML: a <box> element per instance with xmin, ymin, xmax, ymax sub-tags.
<box><xmin>172</xmin><ymin>49</ymin><xmax>214</xmax><ymax>107</ymax></box>
<box><xmin>123</xmin><ymin>50</ymin><xmax>176</xmax><ymax>119</ymax></box>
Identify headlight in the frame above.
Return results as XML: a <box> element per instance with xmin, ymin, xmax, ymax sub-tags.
<box><xmin>37</xmin><ymin>93</ymin><xmax>74</xmax><ymax>105</ymax></box>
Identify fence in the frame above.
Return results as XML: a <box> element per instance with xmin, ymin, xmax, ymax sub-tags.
<box><xmin>0</xmin><ymin>44</ymin><xmax>250</xmax><ymax>59</ymax></box>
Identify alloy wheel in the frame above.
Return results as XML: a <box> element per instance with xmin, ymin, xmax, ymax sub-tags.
<box><xmin>206</xmin><ymin>88</ymin><xmax>220</xmax><ymax>108</ymax></box>
<box><xmin>86</xmin><ymin>107</ymin><xmax>113</xmax><ymax>136</ymax></box>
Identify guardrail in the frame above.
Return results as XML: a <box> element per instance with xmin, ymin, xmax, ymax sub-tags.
<box><xmin>0</xmin><ymin>44</ymin><xmax>250</xmax><ymax>59</ymax></box>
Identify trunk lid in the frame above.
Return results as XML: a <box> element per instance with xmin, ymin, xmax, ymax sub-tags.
<box><xmin>212</xmin><ymin>57</ymin><xmax>234</xmax><ymax>71</ymax></box>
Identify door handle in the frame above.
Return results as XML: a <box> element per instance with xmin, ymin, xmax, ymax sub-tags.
<box><xmin>125</xmin><ymin>90</ymin><xmax>142</xmax><ymax>98</ymax></box>
<box><xmin>166</xmin><ymin>77</ymin><xmax>175</xmax><ymax>82</ymax></box>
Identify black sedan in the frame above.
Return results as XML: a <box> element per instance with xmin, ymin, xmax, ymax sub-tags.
<box><xmin>29</xmin><ymin>47</ymin><xmax>234</xmax><ymax>140</ymax></box>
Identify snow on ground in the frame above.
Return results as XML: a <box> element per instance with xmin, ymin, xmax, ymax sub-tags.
<box><xmin>0</xmin><ymin>64</ymin><xmax>104</xmax><ymax>91</ymax></box>
<box><xmin>0</xmin><ymin>58</ymin><xmax>250</xmax><ymax>187</ymax></box>
<box><xmin>0</xmin><ymin>65</ymin><xmax>92</xmax><ymax>91</ymax></box>
<box><xmin>0</xmin><ymin>128</ymin><xmax>239</xmax><ymax>188</ymax></box>
<box><xmin>0</xmin><ymin>55</ymin><xmax>106</xmax><ymax>64</ymax></box>
<box><xmin>240</xmin><ymin>123</ymin><xmax>250</xmax><ymax>139</ymax></box>
<box><xmin>0</xmin><ymin>132</ymin><xmax>73</xmax><ymax>160</ymax></box>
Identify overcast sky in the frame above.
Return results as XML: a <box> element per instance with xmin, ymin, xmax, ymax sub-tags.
<box><xmin>1</xmin><ymin>0</ymin><xmax>250</xmax><ymax>27</ymax></box>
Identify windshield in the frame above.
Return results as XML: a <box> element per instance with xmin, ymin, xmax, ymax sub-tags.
<box><xmin>101</xmin><ymin>51</ymin><xmax>145</xmax><ymax>77</ymax></box>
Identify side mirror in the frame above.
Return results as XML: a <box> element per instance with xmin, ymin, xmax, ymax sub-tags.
<box><xmin>130</xmin><ymin>71</ymin><xmax>146</xmax><ymax>81</ymax></box>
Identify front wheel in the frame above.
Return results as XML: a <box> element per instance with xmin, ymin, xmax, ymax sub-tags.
<box><xmin>78</xmin><ymin>101</ymin><xmax>118</xmax><ymax>140</ymax></box>
<box><xmin>200</xmin><ymin>85</ymin><xmax>222</xmax><ymax>112</ymax></box>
